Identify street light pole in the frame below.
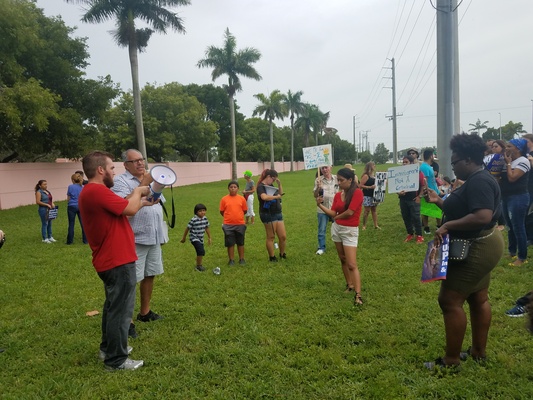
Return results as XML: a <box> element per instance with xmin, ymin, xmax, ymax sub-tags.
<box><xmin>353</xmin><ymin>115</ymin><xmax>357</xmax><ymax>162</ymax></box>
<box><xmin>499</xmin><ymin>112</ymin><xmax>502</xmax><ymax>140</ymax></box>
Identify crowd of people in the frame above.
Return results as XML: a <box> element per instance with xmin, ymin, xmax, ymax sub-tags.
<box><xmin>21</xmin><ymin>134</ymin><xmax>533</xmax><ymax>371</ymax></box>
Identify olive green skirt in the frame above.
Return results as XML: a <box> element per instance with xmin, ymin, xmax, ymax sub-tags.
<box><xmin>442</xmin><ymin>228</ymin><xmax>504</xmax><ymax>295</ymax></box>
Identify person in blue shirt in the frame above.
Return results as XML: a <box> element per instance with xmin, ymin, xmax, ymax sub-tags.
<box><xmin>66</xmin><ymin>172</ymin><xmax>87</xmax><ymax>244</ymax></box>
<box><xmin>420</xmin><ymin>149</ymin><xmax>442</xmax><ymax>234</ymax></box>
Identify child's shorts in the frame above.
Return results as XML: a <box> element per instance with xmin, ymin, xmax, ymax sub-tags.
<box><xmin>222</xmin><ymin>224</ymin><xmax>246</xmax><ymax>247</ymax></box>
<box><xmin>191</xmin><ymin>240</ymin><xmax>205</xmax><ymax>256</ymax></box>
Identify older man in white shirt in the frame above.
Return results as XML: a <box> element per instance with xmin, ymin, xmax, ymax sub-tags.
<box><xmin>112</xmin><ymin>149</ymin><xmax>167</xmax><ymax>338</ymax></box>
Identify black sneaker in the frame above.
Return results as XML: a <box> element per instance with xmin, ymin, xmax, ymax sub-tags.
<box><xmin>424</xmin><ymin>227</ymin><xmax>431</xmax><ymax>235</ymax></box>
<box><xmin>128</xmin><ymin>322</ymin><xmax>138</xmax><ymax>339</ymax></box>
<box><xmin>239</xmin><ymin>259</ymin><xmax>246</xmax><ymax>265</ymax></box>
<box><xmin>137</xmin><ymin>310</ymin><xmax>164</xmax><ymax>322</ymax></box>
<box><xmin>228</xmin><ymin>259</ymin><xmax>235</xmax><ymax>266</ymax></box>
<box><xmin>269</xmin><ymin>256</ymin><xmax>278</xmax><ymax>262</ymax></box>
<box><xmin>195</xmin><ymin>265</ymin><xmax>206</xmax><ymax>272</ymax></box>
<box><xmin>279</xmin><ymin>253</ymin><xmax>287</xmax><ymax>259</ymax></box>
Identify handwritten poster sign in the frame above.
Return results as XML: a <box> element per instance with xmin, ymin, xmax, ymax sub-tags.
<box><xmin>373</xmin><ymin>172</ymin><xmax>387</xmax><ymax>203</ymax></box>
<box><xmin>302</xmin><ymin>145</ymin><xmax>333</xmax><ymax>170</ymax></box>
<box><xmin>387</xmin><ymin>164</ymin><xmax>420</xmax><ymax>194</ymax></box>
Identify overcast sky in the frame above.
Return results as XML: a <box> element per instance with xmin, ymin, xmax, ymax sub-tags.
<box><xmin>37</xmin><ymin>0</ymin><xmax>533</xmax><ymax>153</ymax></box>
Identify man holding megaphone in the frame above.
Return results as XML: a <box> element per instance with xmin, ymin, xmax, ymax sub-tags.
<box><xmin>113</xmin><ymin>149</ymin><xmax>168</xmax><ymax>338</ymax></box>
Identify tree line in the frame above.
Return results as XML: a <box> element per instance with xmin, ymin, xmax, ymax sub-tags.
<box><xmin>0</xmin><ymin>0</ymin><xmax>356</xmax><ymax>176</ymax></box>
<box><xmin>3</xmin><ymin>1</ymin><xmax>523</xmax><ymax>171</ymax></box>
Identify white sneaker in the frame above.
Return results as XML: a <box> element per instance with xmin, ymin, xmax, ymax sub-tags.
<box><xmin>105</xmin><ymin>358</ymin><xmax>144</xmax><ymax>371</ymax></box>
<box><xmin>99</xmin><ymin>345</ymin><xmax>133</xmax><ymax>361</ymax></box>
<box><xmin>316</xmin><ymin>249</ymin><xmax>325</xmax><ymax>255</ymax></box>
<box><xmin>42</xmin><ymin>239</ymin><xmax>51</xmax><ymax>244</ymax></box>
<box><xmin>48</xmin><ymin>237</ymin><xmax>57</xmax><ymax>242</ymax></box>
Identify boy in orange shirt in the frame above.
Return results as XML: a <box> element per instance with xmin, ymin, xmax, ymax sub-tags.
<box><xmin>219</xmin><ymin>180</ymin><xmax>247</xmax><ymax>265</ymax></box>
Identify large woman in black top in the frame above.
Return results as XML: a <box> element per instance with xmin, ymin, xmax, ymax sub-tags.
<box><xmin>424</xmin><ymin>133</ymin><xmax>504</xmax><ymax>369</ymax></box>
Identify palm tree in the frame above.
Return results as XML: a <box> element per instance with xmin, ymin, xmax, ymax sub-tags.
<box><xmin>252</xmin><ymin>90</ymin><xmax>287</xmax><ymax>169</ymax></box>
<box><xmin>283</xmin><ymin>90</ymin><xmax>305</xmax><ymax>171</ymax></box>
<box><xmin>197</xmin><ymin>28</ymin><xmax>261</xmax><ymax>180</ymax></box>
<box><xmin>315</xmin><ymin>111</ymin><xmax>330</xmax><ymax>144</ymax></box>
<box><xmin>468</xmin><ymin>118</ymin><xmax>489</xmax><ymax>135</ymax></box>
<box><xmin>295</xmin><ymin>103</ymin><xmax>326</xmax><ymax>147</ymax></box>
<box><xmin>65</xmin><ymin>0</ymin><xmax>190</xmax><ymax>162</ymax></box>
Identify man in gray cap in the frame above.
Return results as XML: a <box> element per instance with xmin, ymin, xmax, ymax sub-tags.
<box><xmin>406</xmin><ymin>147</ymin><xmax>419</xmax><ymax>161</ymax></box>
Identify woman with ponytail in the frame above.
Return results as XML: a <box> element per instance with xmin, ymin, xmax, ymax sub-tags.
<box><xmin>316</xmin><ymin>168</ymin><xmax>364</xmax><ymax>305</ymax></box>
<box><xmin>257</xmin><ymin>169</ymin><xmax>287</xmax><ymax>262</ymax></box>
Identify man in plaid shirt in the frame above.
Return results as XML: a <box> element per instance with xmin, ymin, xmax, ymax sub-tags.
<box><xmin>112</xmin><ymin>149</ymin><xmax>167</xmax><ymax>337</ymax></box>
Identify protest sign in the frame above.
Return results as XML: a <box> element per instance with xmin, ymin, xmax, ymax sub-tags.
<box><xmin>421</xmin><ymin>234</ymin><xmax>449</xmax><ymax>283</ymax></box>
<box><xmin>302</xmin><ymin>145</ymin><xmax>332</xmax><ymax>170</ymax></box>
<box><xmin>373</xmin><ymin>172</ymin><xmax>387</xmax><ymax>203</ymax></box>
<box><xmin>387</xmin><ymin>163</ymin><xmax>420</xmax><ymax>194</ymax></box>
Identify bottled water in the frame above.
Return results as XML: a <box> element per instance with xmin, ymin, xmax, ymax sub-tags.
<box><xmin>274</xmin><ymin>243</ymin><xmax>279</xmax><ymax>249</ymax></box>
<box><xmin>213</xmin><ymin>267</ymin><xmax>221</xmax><ymax>275</ymax></box>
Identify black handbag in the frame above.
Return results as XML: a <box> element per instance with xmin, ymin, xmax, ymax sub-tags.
<box><xmin>448</xmin><ymin>238</ymin><xmax>471</xmax><ymax>261</ymax></box>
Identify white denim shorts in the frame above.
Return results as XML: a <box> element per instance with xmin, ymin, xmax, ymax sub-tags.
<box><xmin>331</xmin><ymin>223</ymin><xmax>359</xmax><ymax>247</ymax></box>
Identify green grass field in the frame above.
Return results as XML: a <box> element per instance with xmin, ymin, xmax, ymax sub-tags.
<box><xmin>0</xmin><ymin>167</ymin><xmax>532</xmax><ymax>399</ymax></box>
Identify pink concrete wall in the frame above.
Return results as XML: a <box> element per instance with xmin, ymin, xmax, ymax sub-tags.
<box><xmin>0</xmin><ymin>161</ymin><xmax>305</xmax><ymax>210</ymax></box>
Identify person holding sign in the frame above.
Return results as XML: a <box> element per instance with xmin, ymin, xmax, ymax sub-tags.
<box><xmin>398</xmin><ymin>155</ymin><xmax>424</xmax><ymax>243</ymax></box>
<box><xmin>35</xmin><ymin>180</ymin><xmax>56</xmax><ymax>244</ymax></box>
<box><xmin>316</xmin><ymin>168</ymin><xmax>364</xmax><ymax>305</ymax></box>
<box><xmin>420</xmin><ymin>149</ymin><xmax>442</xmax><ymax>234</ymax></box>
<box><xmin>422</xmin><ymin>133</ymin><xmax>503</xmax><ymax>370</ymax></box>
<box><xmin>313</xmin><ymin>165</ymin><xmax>338</xmax><ymax>255</ymax></box>
<box><xmin>360</xmin><ymin>162</ymin><xmax>380</xmax><ymax>230</ymax></box>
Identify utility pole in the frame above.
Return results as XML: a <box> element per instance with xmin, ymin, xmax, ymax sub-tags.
<box><xmin>385</xmin><ymin>58</ymin><xmax>402</xmax><ymax>163</ymax></box>
<box><xmin>353</xmin><ymin>115</ymin><xmax>357</xmax><ymax>163</ymax></box>
<box><xmin>436</xmin><ymin>0</ymin><xmax>460</xmax><ymax>179</ymax></box>
<box><xmin>361</xmin><ymin>130</ymin><xmax>371</xmax><ymax>153</ymax></box>
<box><xmin>499</xmin><ymin>112</ymin><xmax>502</xmax><ymax>140</ymax></box>
<box><xmin>359</xmin><ymin>130</ymin><xmax>362</xmax><ymax>160</ymax></box>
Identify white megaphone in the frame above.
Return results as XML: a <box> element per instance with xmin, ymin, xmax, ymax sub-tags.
<box><xmin>146</xmin><ymin>165</ymin><xmax>177</xmax><ymax>202</ymax></box>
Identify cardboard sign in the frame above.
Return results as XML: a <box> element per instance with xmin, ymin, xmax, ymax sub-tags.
<box><xmin>302</xmin><ymin>145</ymin><xmax>333</xmax><ymax>170</ymax></box>
<box><xmin>373</xmin><ymin>172</ymin><xmax>387</xmax><ymax>203</ymax></box>
<box><xmin>387</xmin><ymin>164</ymin><xmax>420</xmax><ymax>194</ymax></box>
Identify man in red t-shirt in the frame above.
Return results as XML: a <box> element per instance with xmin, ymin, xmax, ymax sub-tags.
<box><xmin>79</xmin><ymin>151</ymin><xmax>154</xmax><ymax>371</ymax></box>
<box><xmin>219</xmin><ymin>180</ymin><xmax>247</xmax><ymax>265</ymax></box>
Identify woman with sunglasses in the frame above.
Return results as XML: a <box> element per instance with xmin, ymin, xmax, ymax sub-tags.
<box><xmin>424</xmin><ymin>133</ymin><xmax>504</xmax><ymax>369</ymax></box>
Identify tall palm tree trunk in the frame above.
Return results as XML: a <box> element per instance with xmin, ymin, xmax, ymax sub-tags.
<box><xmin>229</xmin><ymin>95</ymin><xmax>237</xmax><ymax>180</ymax></box>
<box><xmin>269</xmin><ymin>119</ymin><xmax>275</xmax><ymax>170</ymax></box>
<box><xmin>129</xmin><ymin>43</ymin><xmax>147</xmax><ymax>161</ymax></box>
<box><xmin>290</xmin><ymin>118</ymin><xmax>294</xmax><ymax>172</ymax></box>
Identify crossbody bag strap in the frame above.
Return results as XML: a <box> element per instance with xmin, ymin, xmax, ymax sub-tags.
<box><xmin>160</xmin><ymin>185</ymin><xmax>176</xmax><ymax>228</ymax></box>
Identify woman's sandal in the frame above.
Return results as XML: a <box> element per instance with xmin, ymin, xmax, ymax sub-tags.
<box><xmin>508</xmin><ymin>259</ymin><xmax>528</xmax><ymax>267</ymax></box>
<box><xmin>423</xmin><ymin>357</ymin><xmax>460</xmax><ymax>371</ymax></box>
<box><xmin>459</xmin><ymin>347</ymin><xmax>487</xmax><ymax>363</ymax></box>
<box><xmin>354</xmin><ymin>292</ymin><xmax>363</xmax><ymax>306</ymax></box>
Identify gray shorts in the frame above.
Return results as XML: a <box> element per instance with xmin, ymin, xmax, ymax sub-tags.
<box><xmin>135</xmin><ymin>243</ymin><xmax>164</xmax><ymax>282</ymax></box>
<box><xmin>222</xmin><ymin>224</ymin><xmax>246</xmax><ymax>247</ymax></box>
